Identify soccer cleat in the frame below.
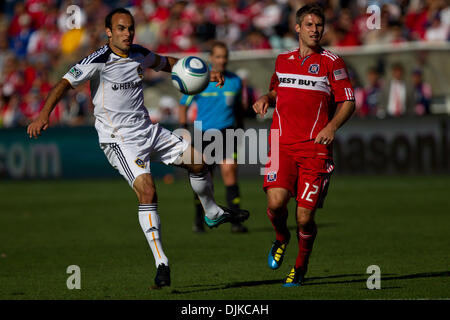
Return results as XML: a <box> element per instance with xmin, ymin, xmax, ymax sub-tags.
<box><xmin>268</xmin><ymin>240</ymin><xmax>287</xmax><ymax>270</ymax></box>
<box><xmin>204</xmin><ymin>206</ymin><xmax>250</xmax><ymax>229</ymax></box>
<box><xmin>154</xmin><ymin>264</ymin><xmax>171</xmax><ymax>287</ymax></box>
<box><xmin>283</xmin><ymin>266</ymin><xmax>306</xmax><ymax>287</ymax></box>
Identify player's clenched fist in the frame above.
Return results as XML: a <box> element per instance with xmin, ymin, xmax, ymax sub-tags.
<box><xmin>27</xmin><ymin>117</ymin><xmax>49</xmax><ymax>139</ymax></box>
<box><xmin>253</xmin><ymin>96</ymin><xmax>269</xmax><ymax>115</ymax></box>
<box><xmin>253</xmin><ymin>91</ymin><xmax>276</xmax><ymax>115</ymax></box>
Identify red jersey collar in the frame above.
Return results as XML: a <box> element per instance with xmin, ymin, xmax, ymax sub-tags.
<box><xmin>296</xmin><ymin>46</ymin><xmax>324</xmax><ymax>60</ymax></box>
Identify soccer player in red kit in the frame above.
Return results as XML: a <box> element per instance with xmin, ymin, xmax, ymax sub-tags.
<box><xmin>253</xmin><ymin>4</ymin><xmax>355</xmax><ymax>287</ymax></box>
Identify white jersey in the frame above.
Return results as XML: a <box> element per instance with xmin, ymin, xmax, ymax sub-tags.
<box><xmin>63</xmin><ymin>44</ymin><xmax>164</xmax><ymax>143</ymax></box>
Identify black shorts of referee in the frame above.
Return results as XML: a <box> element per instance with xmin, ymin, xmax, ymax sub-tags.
<box><xmin>193</xmin><ymin>126</ymin><xmax>238</xmax><ymax>166</ymax></box>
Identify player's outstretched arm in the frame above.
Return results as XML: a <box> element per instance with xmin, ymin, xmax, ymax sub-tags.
<box><xmin>159</xmin><ymin>56</ymin><xmax>179</xmax><ymax>73</ymax></box>
<box><xmin>27</xmin><ymin>78</ymin><xmax>72</xmax><ymax>139</ymax></box>
<box><xmin>253</xmin><ymin>90</ymin><xmax>277</xmax><ymax>116</ymax></box>
<box><xmin>314</xmin><ymin>100</ymin><xmax>355</xmax><ymax>145</ymax></box>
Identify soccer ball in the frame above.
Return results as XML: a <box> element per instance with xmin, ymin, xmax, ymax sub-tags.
<box><xmin>171</xmin><ymin>56</ymin><xmax>210</xmax><ymax>95</ymax></box>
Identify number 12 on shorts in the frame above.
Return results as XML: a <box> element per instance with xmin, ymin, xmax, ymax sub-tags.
<box><xmin>301</xmin><ymin>182</ymin><xmax>319</xmax><ymax>202</ymax></box>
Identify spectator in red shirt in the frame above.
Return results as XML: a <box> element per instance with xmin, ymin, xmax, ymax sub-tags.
<box><xmin>8</xmin><ymin>2</ymin><xmax>30</xmax><ymax>38</ymax></box>
<box><xmin>333</xmin><ymin>8</ymin><xmax>361</xmax><ymax>47</ymax></box>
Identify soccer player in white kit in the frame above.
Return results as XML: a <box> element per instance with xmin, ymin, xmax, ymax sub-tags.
<box><xmin>27</xmin><ymin>8</ymin><xmax>249</xmax><ymax>288</ymax></box>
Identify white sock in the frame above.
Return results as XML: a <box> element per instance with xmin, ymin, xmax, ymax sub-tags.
<box><xmin>138</xmin><ymin>204</ymin><xmax>169</xmax><ymax>268</ymax></box>
<box><xmin>189</xmin><ymin>170</ymin><xmax>224</xmax><ymax>220</ymax></box>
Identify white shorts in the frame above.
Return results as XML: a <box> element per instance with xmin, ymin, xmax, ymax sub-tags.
<box><xmin>100</xmin><ymin>123</ymin><xmax>189</xmax><ymax>187</ymax></box>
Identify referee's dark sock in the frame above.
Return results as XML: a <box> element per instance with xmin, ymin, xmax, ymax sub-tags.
<box><xmin>227</xmin><ymin>184</ymin><xmax>248</xmax><ymax>233</ymax></box>
<box><xmin>226</xmin><ymin>184</ymin><xmax>241</xmax><ymax>212</ymax></box>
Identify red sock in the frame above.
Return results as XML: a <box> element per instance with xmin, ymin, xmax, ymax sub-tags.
<box><xmin>295</xmin><ymin>224</ymin><xmax>317</xmax><ymax>270</ymax></box>
<box><xmin>267</xmin><ymin>208</ymin><xmax>290</xmax><ymax>243</ymax></box>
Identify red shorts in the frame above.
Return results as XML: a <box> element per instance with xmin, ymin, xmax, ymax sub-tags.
<box><xmin>263</xmin><ymin>146</ymin><xmax>334</xmax><ymax>210</ymax></box>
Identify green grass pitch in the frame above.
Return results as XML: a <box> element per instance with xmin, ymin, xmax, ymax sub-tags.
<box><xmin>0</xmin><ymin>175</ymin><xmax>448</xmax><ymax>300</ymax></box>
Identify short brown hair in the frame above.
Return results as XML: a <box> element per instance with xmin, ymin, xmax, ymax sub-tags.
<box><xmin>296</xmin><ymin>4</ymin><xmax>325</xmax><ymax>25</ymax></box>
<box><xmin>209</xmin><ymin>41</ymin><xmax>228</xmax><ymax>55</ymax></box>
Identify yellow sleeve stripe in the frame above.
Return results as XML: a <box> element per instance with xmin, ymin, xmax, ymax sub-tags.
<box><xmin>186</xmin><ymin>95</ymin><xmax>194</xmax><ymax>105</ymax></box>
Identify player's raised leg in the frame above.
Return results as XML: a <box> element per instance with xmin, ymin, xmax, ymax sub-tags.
<box><xmin>133</xmin><ymin>173</ymin><xmax>171</xmax><ymax>287</ymax></box>
<box><xmin>266</xmin><ymin>187</ymin><xmax>291</xmax><ymax>270</ymax></box>
<box><xmin>191</xmin><ymin>165</ymin><xmax>214</xmax><ymax>233</ymax></box>
<box><xmin>175</xmin><ymin>146</ymin><xmax>250</xmax><ymax>228</ymax></box>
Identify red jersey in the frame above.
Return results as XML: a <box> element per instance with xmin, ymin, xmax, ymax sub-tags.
<box><xmin>269</xmin><ymin>47</ymin><xmax>354</xmax><ymax>158</ymax></box>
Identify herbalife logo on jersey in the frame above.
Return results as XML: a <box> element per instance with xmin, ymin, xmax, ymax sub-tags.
<box><xmin>111</xmin><ymin>80</ymin><xmax>142</xmax><ymax>91</ymax></box>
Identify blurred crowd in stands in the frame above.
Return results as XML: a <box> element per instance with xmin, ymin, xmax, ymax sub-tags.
<box><xmin>0</xmin><ymin>0</ymin><xmax>448</xmax><ymax>128</ymax></box>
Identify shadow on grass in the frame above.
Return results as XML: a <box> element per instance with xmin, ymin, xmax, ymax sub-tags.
<box><xmin>248</xmin><ymin>223</ymin><xmax>339</xmax><ymax>234</ymax></box>
<box><xmin>171</xmin><ymin>271</ymin><xmax>449</xmax><ymax>295</ymax></box>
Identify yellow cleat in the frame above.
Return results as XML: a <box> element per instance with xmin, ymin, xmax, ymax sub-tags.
<box><xmin>283</xmin><ymin>266</ymin><xmax>306</xmax><ymax>287</ymax></box>
<box><xmin>268</xmin><ymin>240</ymin><xmax>287</xmax><ymax>270</ymax></box>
